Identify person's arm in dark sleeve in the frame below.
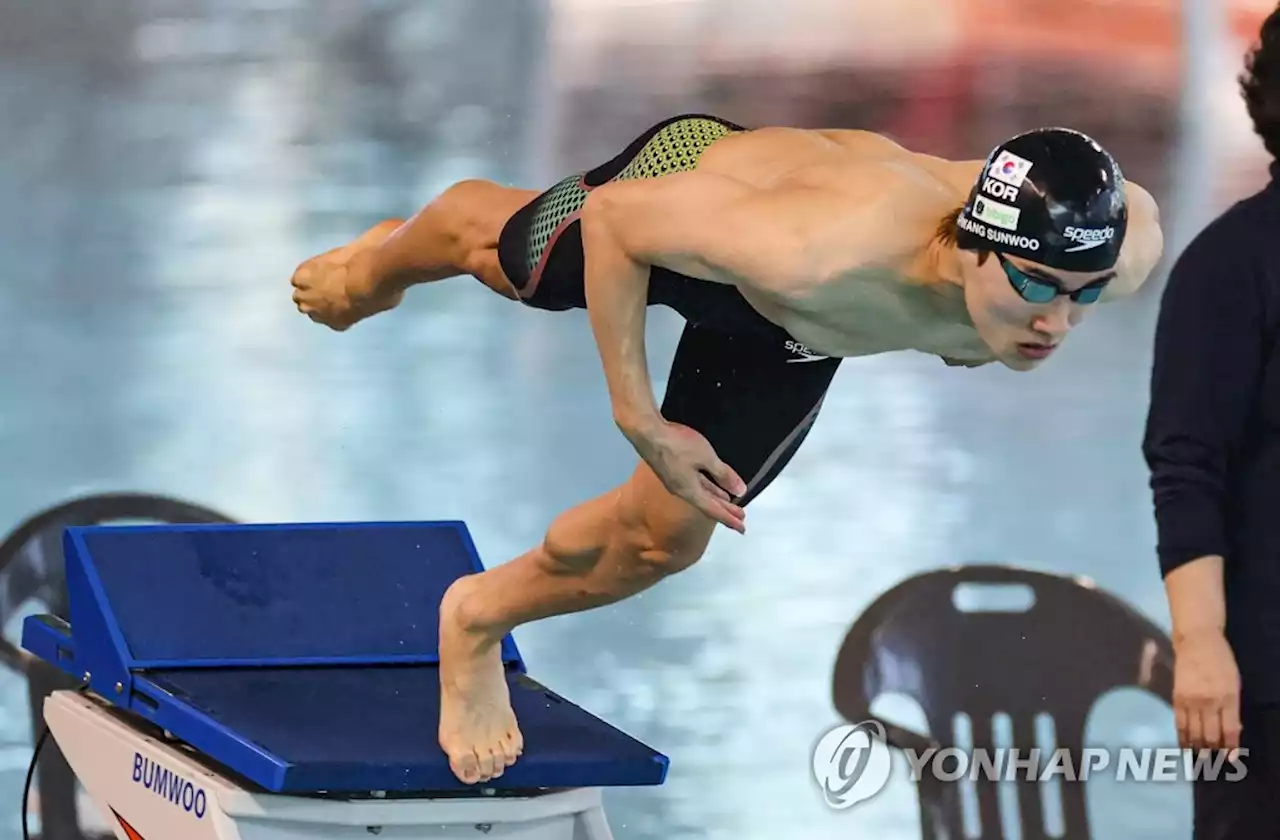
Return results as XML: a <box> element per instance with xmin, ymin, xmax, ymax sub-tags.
<box><xmin>1143</xmin><ymin>238</ymin><xmax>1266</xmax><ymax>641</ymax></box>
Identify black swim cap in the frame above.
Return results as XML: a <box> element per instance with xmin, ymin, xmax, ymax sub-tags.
<box><xmin>955</xmin><ymin>127</ymin><xmax>1127</xmax><ymax>273</ymax></box>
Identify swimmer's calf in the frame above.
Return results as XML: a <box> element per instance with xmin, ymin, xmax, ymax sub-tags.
<box><xmin>436</xmin><ymin>575</ymin><xmax>523</xmax><ymax>784</ymax></box>
<box><xmin>435</xmin><ymin>474</ymin><xmax>708</xmax><ymax>784</ymax></box>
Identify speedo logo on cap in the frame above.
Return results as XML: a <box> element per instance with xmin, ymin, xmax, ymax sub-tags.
<box><xmin>1062</xmin><ymin>225</ymin><xmax>1114</xmax><ymax>252</ymax></box>
<box><xmin>972</xmin><ymin>197</ymin><xmax>1021</xmax><ymax>231</ymax></box>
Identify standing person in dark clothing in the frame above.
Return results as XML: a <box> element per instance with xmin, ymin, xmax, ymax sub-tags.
<box><xmin>1145</xmin><ymin>8</ymin><xmax>1280</xmax><ymax>835</ymax></box>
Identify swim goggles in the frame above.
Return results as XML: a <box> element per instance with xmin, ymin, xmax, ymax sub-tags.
<box><xmin>997</xmin><ymin>253</ymin><xmax>1110</xmax><ymax>305</ymax></box>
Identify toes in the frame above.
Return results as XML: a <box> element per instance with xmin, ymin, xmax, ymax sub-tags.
<box><xmin>501</xmin><ymin>729</ymin><xmax>523</xmax><ymax>764</ymax></box>
<box><xmin>476</xmin><ymin>748</ymin><xmax>501</xmax><ymax>782</ymax></box>
<box><xmin>449</xmin><ymin>750</ymin><xmax>482</xmax><ymax>785</ymax></box>
<box><xmin>446</xmin><ymin>742</ymin><xmax>517</xmax><ymax>785</ymax></box>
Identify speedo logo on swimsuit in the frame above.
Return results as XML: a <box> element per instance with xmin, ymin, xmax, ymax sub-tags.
<box><xmin>1062</xmin><ymin>225</ymin><xmax>1114</xmax><ymax>252</ymax></box>
<box><xmin>958</xmin><ymin>212</ymin><xmax>1041</xmax><ymax>251</ymax></box>
<box><xmin>784</xmin><ymin>340</ymin><xmax>829</xmax><ymax>363</ymax></box>
<box><xmin>132</xmin><ymin>753</ymin><xmax>208</xmax><ymax>819</ymax></box>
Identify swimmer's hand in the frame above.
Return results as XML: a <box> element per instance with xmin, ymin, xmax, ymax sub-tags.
<box><xmin>291</xmin><ymin>222</ymin><xmax>404</xmax><ymax>330</ymax></box>
<box><xmin>623</xmin><ymin>420</ymin><xmax>748</xmax><ymax>533</ymax></box>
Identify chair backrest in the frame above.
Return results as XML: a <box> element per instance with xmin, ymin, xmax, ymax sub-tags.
<box><xmin>831</xmin><ymin>565</ymin><xmax>1173</xmax><ymax>840</ymax></box>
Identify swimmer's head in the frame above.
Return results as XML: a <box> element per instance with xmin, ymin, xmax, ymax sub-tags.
<box><xmin>948</xmin><ymin>127</ymin><xmax>1127</xmax><ymax>370</ymax></box>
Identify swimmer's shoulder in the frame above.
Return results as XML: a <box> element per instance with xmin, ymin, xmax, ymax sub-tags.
<box><xmin>808</xmin><ymin>129</ymin><xmax>986</xmax><ymax>178</ymax></box>
<box><xmin>1124</xmin><ymin>179</ymin><xmax>1161</xmax><ymax>229</ymax></box>
<box><xmin>810</xmin><ymin>128</ymin><xmax>913</xmax><ymax>156</ymax></box>
<box><xmin>1102</xmin><ymin>179</ymin><xmax>1165</xmax><ymax>301</ymax></box>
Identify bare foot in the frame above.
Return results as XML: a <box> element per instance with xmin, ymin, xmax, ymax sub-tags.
<box><xmin>438</xmin><ymin>576</ymin><xmax>524</xmax><ymax>784</ymax></box>
<box><xmin>289</xmin><ymin>222</ymin><xmax>404</xmax><ymax>331</ymax></box>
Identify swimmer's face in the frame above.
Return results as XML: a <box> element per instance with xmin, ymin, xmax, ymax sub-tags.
<box><xmin>962</xmin><ymin>252</ymin><xmax>1115</xmax><ymax>371</ymax></box>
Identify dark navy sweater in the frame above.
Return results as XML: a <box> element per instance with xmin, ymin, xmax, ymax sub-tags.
<box><xmin>1144</xmin><ymin>165</ymin><xmax>1280</xmax><ymax>703</ymax></box>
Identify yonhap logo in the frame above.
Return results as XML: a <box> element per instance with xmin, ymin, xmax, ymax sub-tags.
<box><xmin>811</xmin><ymin>720</ymin><xmax>893</xmax><ymax>809</ymax></box>
<box><xmin>132</xmin><ymin>753</ymin><xmax>208</xmax><ymax>819</ymax></box>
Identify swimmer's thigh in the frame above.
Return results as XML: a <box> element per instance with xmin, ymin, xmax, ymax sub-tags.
<box><xmin>660</xmin><ymin>323</ymin><xmax>843</xmax><ymax>506</ymax></box>
<box><xmin>496</xmin><ymin>113</ymin><xmax>745</xmax><ymax>311</ymax></box>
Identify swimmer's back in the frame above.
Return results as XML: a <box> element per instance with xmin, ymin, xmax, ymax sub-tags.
<box><xmin>696</xmin><ymin>125</ymin><xmax>981</xmax><ymax>193</ymax></box>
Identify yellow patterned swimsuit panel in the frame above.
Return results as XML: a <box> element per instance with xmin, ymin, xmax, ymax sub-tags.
<box><xmin>521</xmin><ymin>117</ymin><xmax>740</xmax><ymax>276</ymax></box>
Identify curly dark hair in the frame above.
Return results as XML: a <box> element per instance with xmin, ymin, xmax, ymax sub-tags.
<box><xmin>1241</xmin><ymin>7</ymin><xmax>1280</xmax><ymax>159</ymax></box>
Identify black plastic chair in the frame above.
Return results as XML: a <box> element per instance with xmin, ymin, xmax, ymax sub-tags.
<box><xmin>832</xmin><ymin>565</ymin><xmax>1174</xmax><ymax>840</ymax></box>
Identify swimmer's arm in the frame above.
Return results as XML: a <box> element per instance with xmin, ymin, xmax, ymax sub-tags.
<box><xmin>580</xmin><ymin>182</ymin><xmax>669</xmax><ymax>434</ymax></box>
<box><xmin>580</xmin><ymin>172</ymin><xmax>814</xmax><ymax>433</ymax></box>
<box><xmin>1103</xmin><ymin>182</ymin><xmax>1164</xmax><ymax>301</ymax></box>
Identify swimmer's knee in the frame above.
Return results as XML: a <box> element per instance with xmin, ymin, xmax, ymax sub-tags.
<box><xmin>440</xmin><ymin>179</ymin><xmax>535</xmax><ymax>223</ymax></box>
<box><xmin>431</xmin><ymin>180</ymin><xmax>509</xmax><ymax>241</ymax></box>
<box><xmin>611</xmin><ymin>474</ymin><xmax>715</xmax><ymax>581</ymax></box>
<box><xmin>540</xmin><ymin>478</ymin><xmax>712</xmax><ymax>583</ymax></box>
<box><xmin>434</xmin><ymin>179</ymin><xmax>536</xmax><ymax>286</ymax></box>
<box><xmin>438</xmin><ymin>178</ymin><xmax>501</xmax><ymax>207</ymax></box>
<box><xmin>613</xmin><ymin>526</ymin><xmax>706</xmax><ymax>583</ymax></box>
<box><xmin>434</xmin><ymin>179</ymin><xmax>495</xmax><ymax>231</ymax></box>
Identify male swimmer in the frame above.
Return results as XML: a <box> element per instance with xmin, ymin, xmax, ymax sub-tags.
<box><xmin>290</xmin><ymin>116</ymin><xmax>1164</xmax><ymax>784</ymax></box>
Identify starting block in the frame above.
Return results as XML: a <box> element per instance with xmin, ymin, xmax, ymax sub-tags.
<box><xmin>21</xmin><ymin>520</ymin><xmax>668</xmax><ymax>840</ymax></box>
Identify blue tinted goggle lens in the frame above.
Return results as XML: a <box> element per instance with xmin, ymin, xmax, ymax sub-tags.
<box><xmin>998</xmin><ymin>254</ymin><xmax>1108</xmax><ymax>305</ymax></box>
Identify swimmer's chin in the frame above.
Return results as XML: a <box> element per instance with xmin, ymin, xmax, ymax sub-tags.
<box><xmin>996</xmin><ymin>354</ymin><xmax>1048</xmax><ymax>372</ymax></box>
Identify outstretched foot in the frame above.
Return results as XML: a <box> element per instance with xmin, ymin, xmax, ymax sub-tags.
<box><xmin>290</xmin><ymin>221</ymin><xmax>405</xmax><ymax>331</ymax></box>
<box><xmin>438</xmin><ymin>576</ymin><xmax>524</xmax><ymax>784</ymax></box>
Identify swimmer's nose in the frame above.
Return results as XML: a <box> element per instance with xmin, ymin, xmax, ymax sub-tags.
<box><xmin>1031</xmin><ymin>300</ymin><xmax>1073</xmax><ymax>340</ymax></box>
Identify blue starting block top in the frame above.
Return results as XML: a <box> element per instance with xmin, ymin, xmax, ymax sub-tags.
<box><xmin>21</xmin><ymin>520</ymin><xmax>668</xmax><ymax>793</ymax></box>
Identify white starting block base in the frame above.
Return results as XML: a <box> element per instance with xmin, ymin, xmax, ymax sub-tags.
<box><xmin>46</xmin><ymin>691</ymin><xmax>615</xmax><ymax>840</ymax></box>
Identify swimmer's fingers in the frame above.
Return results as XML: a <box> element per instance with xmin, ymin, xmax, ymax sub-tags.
<box><xmin>714</xmin><ymin>499</ymin><xmax>747</xmax><ymax>534</ymax></box>
<box><xmin>702</xmin><ymin>457</ymin><xmax>747</xmax><ymax>498</ymax></box>
<box><xmin>701</xmin><ymin>478</ymin><xmax>731</xmax><ymax>503</ymax></box>
<box><xmin>696</xmin><ymin>476</ymin><xmax>746</xmax><ymax>533</ymax></box>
